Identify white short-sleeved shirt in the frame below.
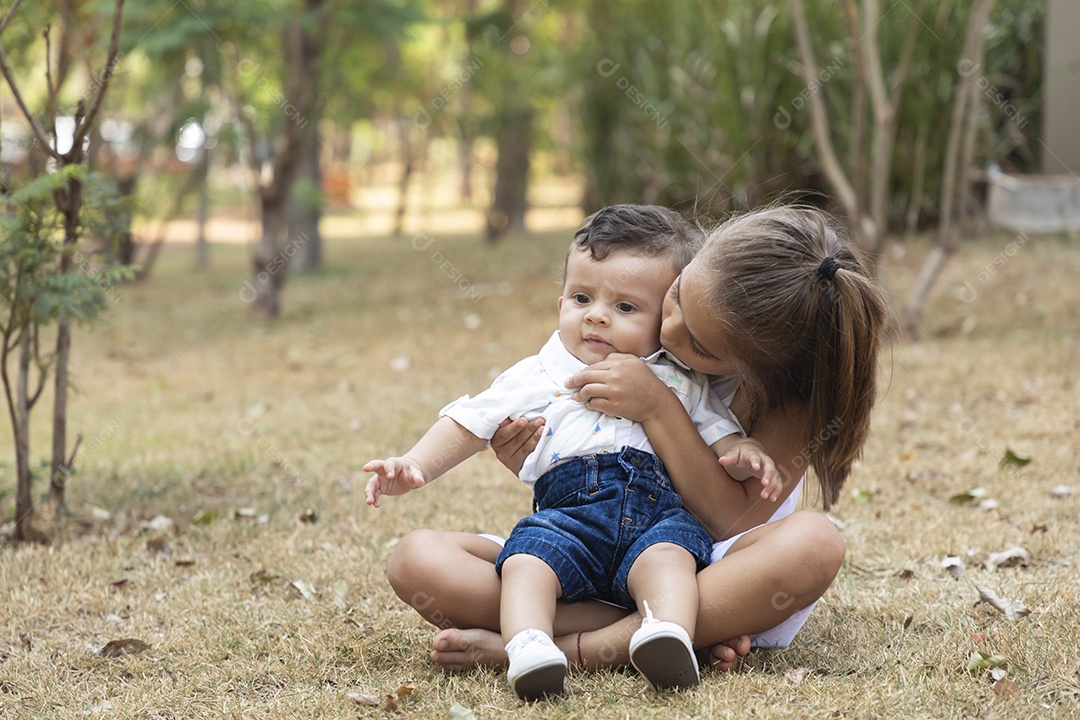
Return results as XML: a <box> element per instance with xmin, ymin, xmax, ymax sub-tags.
<box><xmin>440</xmin><ymin>331</ymin><xmax>744</xmax><ymax>486</ymax></box>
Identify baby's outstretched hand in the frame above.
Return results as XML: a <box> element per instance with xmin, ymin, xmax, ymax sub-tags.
<box><xmin>363</xmin><ymin>457</ymin><xmax>426</xmax><ymax>508</ymax></box>
<box><xmin>718</xmin><ymin>441</ymin><xmax>783</xmax><ymax>502</ymax></box>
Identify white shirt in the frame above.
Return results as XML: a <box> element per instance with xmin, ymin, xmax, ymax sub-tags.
<box><xmin>440</xmin><ymin>331</ymin><xmax>744</xmax><ymax>485</ymax></box>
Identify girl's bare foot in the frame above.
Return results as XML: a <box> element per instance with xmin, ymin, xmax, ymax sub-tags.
<box><xmin>431</xmin><ymin>628</ymin><xmax>508</xmax><ymax>672</ymax></box>
<box><xmin>709</xmin><ymin>635</ymin><xmax>751</xmax><ymax>672</ymax></box>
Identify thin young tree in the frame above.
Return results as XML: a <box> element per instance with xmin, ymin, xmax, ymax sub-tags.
<box><xmin>0</xmin><ymin>0</ymin><xmax>127</xmax><ymax>517</ymax></box>
<box><xmin>900</xmin><ymin>0</ymin><xmax>995</xmax><ymax>339</ymax></box>
<box><xmin>789</xmin><ymin>0</ymin><xmax>921</xmax><ymax>272</ymax></box>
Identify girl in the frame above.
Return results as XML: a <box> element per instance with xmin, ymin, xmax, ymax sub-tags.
<box><xmin>384</xmin><ymin>206</ymin><xmax>891</xmax><ymax>675</ymax></box>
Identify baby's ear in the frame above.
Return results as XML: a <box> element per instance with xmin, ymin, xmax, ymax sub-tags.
<box><xmin>557</xmin><ymin>296</ymin><xmax>564</xmax><ymax>311</ymax></box>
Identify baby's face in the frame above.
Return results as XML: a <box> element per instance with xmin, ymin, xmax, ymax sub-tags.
<box><xmin>558</xmin><ymin>249</ymin><xmax>676</xmax><ymax>365</ymax></box>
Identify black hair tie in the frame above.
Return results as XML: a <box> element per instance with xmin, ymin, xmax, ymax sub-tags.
<box><xmin>817</xmin><ymin>256</ymin><xmax>841</xmax><ymax>281</ymax></box>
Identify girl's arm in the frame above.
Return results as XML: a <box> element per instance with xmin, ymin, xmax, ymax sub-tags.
<box><xmin>364</xmin><ymin>416</ymin><xmax>488</xmax><ymax>507</ymax></box>
<box><xmin>567</xmin><ymin>356</ymin><xmax>805</xmax><ymax>539</ymax></box>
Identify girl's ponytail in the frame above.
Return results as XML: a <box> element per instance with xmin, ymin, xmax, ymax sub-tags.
<box><xmin>699</xmin><ymin>207</ymin><xmax>890</xmax><ymax>509</ymax></box>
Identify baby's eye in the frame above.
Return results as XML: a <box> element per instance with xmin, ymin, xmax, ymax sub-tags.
<box><xmin>616</xmin><ymin>302</ymin><xmax>636</xmax><ymax>313</ymax></box>
<box><xmin>572</xmin><ymin>293</ymin><xmax>590</xmax><ymax>304</ymax></box>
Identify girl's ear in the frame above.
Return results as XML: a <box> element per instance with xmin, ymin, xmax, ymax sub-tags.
<box><xmin>557</xmin><ymin>296</ymin><xmax>563</xmax><ymax>311</ymax></box>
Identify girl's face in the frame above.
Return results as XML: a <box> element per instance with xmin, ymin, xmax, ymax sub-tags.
<box><xmin>660</xmin><ymin>259</ymin><xmax>737</xmax><ymax>376</ymax></box>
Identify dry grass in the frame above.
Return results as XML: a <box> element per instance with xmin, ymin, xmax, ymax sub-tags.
<box><xmin>1</xmin><ymin>222</ymin><xmax>1078</xmax><ymax>719</ymax></box>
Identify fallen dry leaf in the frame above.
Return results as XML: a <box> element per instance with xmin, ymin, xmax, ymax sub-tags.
<box><xmin>384</xmin><ymin>684</ymin><xmax>416</xmax><ymax>713</ymax></box>
<box><xmin>143</xmin><ymin>515</ymin><xmax>174</xmax><ymax>533</ymax></box>
<box><xmin>145</xmin><ymin>536</ymin><xmax>171</xmax><ymax>557</ymax></box>
<box><xmin>346</xmin><ymin>692</ymin><xmax>381</xmax><ymax>707</ymax></box>
<box><xmin>249</xmin><ymin>569</ymin><xmax>280</xmax><ymax>584</ymax></box>
<box><xmin>88</xmin><ymin>697</ymin><xmax>114</xmax><ymax>714</ymax></box>
<box><xmin>332</xmin><ymin>581</ymin><xmax>349</xmax><ymax>608</ymax></box>
<box><xmin>993</xmin><ymin>675</ymin><xmax>1020</xmax><ymax>697</ymax></box>
<box><xmin>97</xmin><ymin>638</ymin><xmax>151</xmax><ymax>658</ymax></box>
<box><xmin>975</xmin><ymin>585</ymin><xmax>1032</xmax><ymax>620</ymax></box>
<box><xmin>291</xmin><ymin>579</ymin><xmax>317</xmax><ymax>601</ymax></box>
<box><xmin>447</xmin><ymin>703</ymin><xmax>477</xmax><ymax>720</ymax></box>
<box><xmin>984</xmin><ymin>543</ymin><xmax>1031</xmax><ymax>571</ymax></box>
<box><xmin>784</xmin><ymin>667</ymin><xmax>811</xmax><ymax>683</ymax></box>
<box><xmin>941</xmin><ymin>556</ymin><xmax>965</xmax><ymax>579</ymax></box>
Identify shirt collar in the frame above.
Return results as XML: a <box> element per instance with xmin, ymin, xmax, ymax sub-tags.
<box><xmin>538</xmin><ymin>331</ymin><xmax>587</xmax><ymax>380</ymax></box>
<box><xmin>657</xmin><ymin>347</ymin><xmax>693</xmax><ymax>371</ymax></box>
<box><xmin>539</xmin><ymin>331</ymin><xmax>675</xmax><ymax>382</ymax></box>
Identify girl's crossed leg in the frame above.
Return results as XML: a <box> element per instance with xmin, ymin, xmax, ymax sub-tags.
<box><xmin>385</xmin><ymin>510</ymin><xmax>842</xmax><ymax>673</ymax></box>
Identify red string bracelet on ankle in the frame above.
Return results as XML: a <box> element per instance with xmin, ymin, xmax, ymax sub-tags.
<box><xmin>576</xmin><ymin>631</ymin><xmax>585</xmax><ymax>667</ymax></box>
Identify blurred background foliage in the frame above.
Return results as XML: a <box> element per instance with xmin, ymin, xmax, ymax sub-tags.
<box><xmin>1</xmin><ymin>0</ymin><xmax>1044</xmax><ymax>233</ymax></box>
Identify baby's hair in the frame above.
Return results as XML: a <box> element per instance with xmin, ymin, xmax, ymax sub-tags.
<box><xmin>698</xmin><ymin>206</ymin><xmax>891</xmax><ymax>509</ymax></box>
<box><xmin>568</xmin><ymin>204</ymin><xmax>704</xmax><ymax>274</ymax></box>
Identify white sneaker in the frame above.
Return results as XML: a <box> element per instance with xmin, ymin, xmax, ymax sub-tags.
<box><xmin>505</xmin><ymin>629</ymin><xmax>568</xmax><ymax>701</ymax></box>
<box><xmin>629</xmin><ymin>601</ymin><xmax>699</xmax><ymax>692</ymax></box>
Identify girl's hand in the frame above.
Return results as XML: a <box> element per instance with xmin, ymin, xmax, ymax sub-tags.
<box><xmin>565</xmin><ymin>354</ymin><xmax>671</xmax><ymax>422</ymax></box>
<box><xmin>491</xmin><ymin>417</ymin><xmax>544</xmax><ymax>475</ymax></box>
<box><xmin>363</xmin><ymin>457</ymin><xmax>426</xmax><ymax>508</ymax></box>
<box><xmin>717</xmin><ymin>440</ymin><xmax>783</xmax><ymax>502</ymax></box>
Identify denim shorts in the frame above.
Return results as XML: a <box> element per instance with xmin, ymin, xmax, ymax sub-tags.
<box><xmin>495</xmin><ymin>446</ymin><xmax>713</xmax><ymax>609</ymax></box>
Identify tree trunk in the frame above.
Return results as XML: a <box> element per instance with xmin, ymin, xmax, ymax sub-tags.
<box><xmin>115</xmin><ymin>175</ymin><xmax>138</xmax><ymax>265</ymax></box>
<box><xmin>249</xmin><ymin>193</ymin><xmax>291</xmax><ymax>318</ymax></box>
<box><xmin>458</xmin><ymin>112</ymin><xmax>474</xmax><ymax>203</ymax></box>
<box><xmin>194</xmin><ymin>151</ymin><xmax>210</xmax><ymax>271</ymax></box>
<box><xmin>13</xmin><ymin>330</ymin><xmax>34</xmax><ymax>541</ymax></box>
<box><xmin>50</xmin><ymin>176</ymin><xmax>83</xmax><ymax>511</ymax></box>
<box><xmin>287</xmin><ymin>120</ymin><xmax>322</xmax><ymax>273</ymax></box>
<box><xmin>243</xmin><ymin>0</ymin><xmax>323</xmax><ymax>312</ymax></box>
<box><xmin>486</xmin><ymin>107</ymin><xmax>531</xmax><ymax>242</ymax></box>
<box><xmin>459</xmin><ymin>0</ymin><xmax>478</xmax><ymax>203</ymax></box>
<box><xmin>287</xmin><ymin>15</ymin><xmax>322</xmax><ymax>274</ymax></box>
<box><xmin>393</xmin><ymin>114</ymin><xmax>413</xmax><ymax>237</ymax></box>
<box><xmin>899</xmin><ymin>0</ymin><xmax>993</xmax><ymax>339</ymax></box>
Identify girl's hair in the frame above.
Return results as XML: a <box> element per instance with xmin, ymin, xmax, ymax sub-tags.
<box><xmin>698</xmin><ymin>206</ymin><xmax>891</xmax><ymax>509</ymax></box>
<box><xmin>570</xmin><ymin>204</ymin><xmax>704</xmax><ymax>271</ymax></box>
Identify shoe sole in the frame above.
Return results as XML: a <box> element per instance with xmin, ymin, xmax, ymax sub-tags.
<box><xmin>630</xmin><ymin>633</ymin><xmax>699</xmax><ymax>691</ymax></box>
<box><xmin>510</xmin><ymin>663</ymin><xmax>566</xmax><ymax>701</ymax></box>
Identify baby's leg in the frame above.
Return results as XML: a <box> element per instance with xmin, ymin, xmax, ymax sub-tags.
<box><xmin>625</xmin><ymin>542</ymin><xmax>700</xmax><ymax>691</ymax></box>
<box><xmin>500</xmin><ymin>553</ymin><xmax>567</xmax><ymax>700</ymax></box>
<box><xmin>626</xmin><ymin>542</ymin><xmax>699</xmax><ymax>635</ymax></box>
<box><xmin>500</xmin><ymin>553</ymin><xmax>562</xmax><ymax>643</ymax></box>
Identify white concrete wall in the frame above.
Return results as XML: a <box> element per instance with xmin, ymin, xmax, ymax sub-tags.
<box><xmin>1042</xmin><ymin>0</ymin><xmax>1080</xmax><ymax>174</ymax></box>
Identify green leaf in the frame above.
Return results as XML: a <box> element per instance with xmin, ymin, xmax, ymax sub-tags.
<box><xmin>999</xmin><ymin>448</ymin><xmax>1032</xmax><ymax>470</ymax></box>
<box><xmin>968</xmin><ymin>651</ymin><xmax>1008</xmax><ymax>671</ymax></box>
<box><xmin>850</xmin><ymin>488</ymin><xmax>874</xmax><ymax>503</ymax></box>
<box><xmin>193</xmin><ymin>509</ymin><xmax>219</xmax><ymax>526</ymax></box>
<box><xmin>949</xmin><ymin>487</ymin><xmax>988</xmax><ymax>505</ymax></box>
